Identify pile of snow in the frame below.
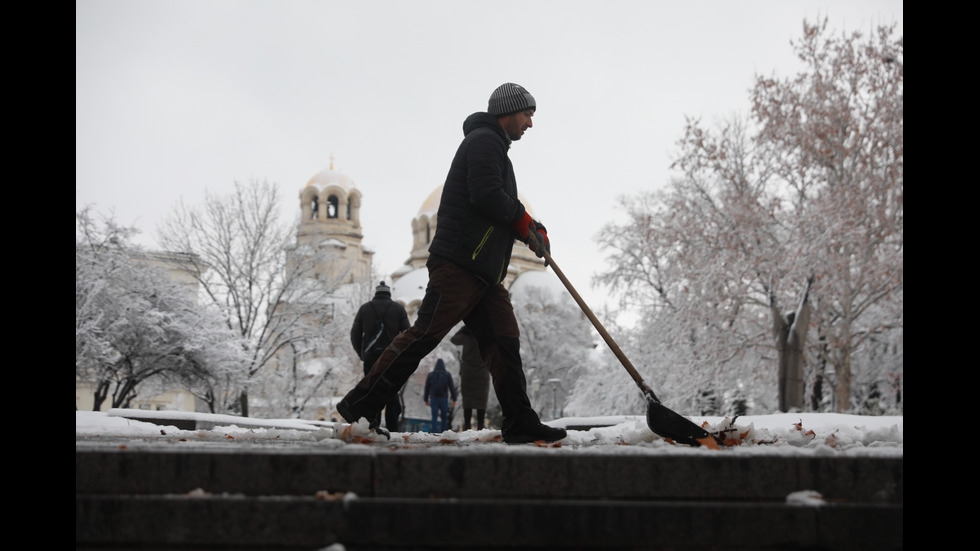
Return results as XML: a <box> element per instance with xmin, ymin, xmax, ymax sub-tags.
<box><xmin>77</xmin><ymin>409</ymin><xmax>902</xmax><ymax>456</ymax></box>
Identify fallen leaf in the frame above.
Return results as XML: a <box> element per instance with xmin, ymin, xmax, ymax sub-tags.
<box><xmin>695</xmin><ymin>436</ymin><xmax>720</xmax><ymax>450</ymax></box>
<box><xmin>722</xmin><ymin>436</ymin><xmax>741</xmax><ymax>447</ymax></box>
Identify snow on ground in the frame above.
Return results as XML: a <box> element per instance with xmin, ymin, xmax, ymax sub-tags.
<box><xmin>76</xmin><ymin>409</ymin><xmax>902</xmax><ymax>457</ymax></box>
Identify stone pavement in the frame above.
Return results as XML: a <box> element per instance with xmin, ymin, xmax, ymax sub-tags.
<box><xmin>76</xmin><ymin>434</ymin><xmax>902</xmax><ymax>550</ymax></box>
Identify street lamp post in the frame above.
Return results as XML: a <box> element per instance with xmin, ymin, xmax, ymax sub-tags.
<box><xmin>546</xmin><ymin>378</ymin><xmax>561</xmax><ymax>420</ymax></box>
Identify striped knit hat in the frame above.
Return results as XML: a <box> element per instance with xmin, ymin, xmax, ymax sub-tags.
<box><xmin>487</xmin><ymin>83</ymin><xmax>536</xmax><ymax>116</ymax></box>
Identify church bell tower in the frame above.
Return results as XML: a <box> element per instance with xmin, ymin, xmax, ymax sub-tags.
<box><xmin>291</xmin><ymin>159</ymin><xmax>372</xmax><ymax>285</ymax></box>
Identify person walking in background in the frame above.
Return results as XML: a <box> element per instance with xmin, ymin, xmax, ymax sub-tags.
<box><xmin>424</xmin><ymin>359</ymin><xmax>457</xmax><ymax>433</ymax></box>
<box><xmin>451</xmin><ymin>325</ymin><xmax>490</xmax><ymax>430</ymax></box>
<box><xmin>337</xmin><ymin>82</ymin><xmax>566</xmax><ymax>444</ymax></box>
<box><xmin>350</xmin><ymin>281</ymin><xmax>410</xmax><ymax>431</ymax></box>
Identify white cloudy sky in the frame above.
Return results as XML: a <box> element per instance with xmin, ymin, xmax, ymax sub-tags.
<box><xmin>76</xmin><ymin>0</ymin><xmax>902</xmax><ymax>314</ymax></box>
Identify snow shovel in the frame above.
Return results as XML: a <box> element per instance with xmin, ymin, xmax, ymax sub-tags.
<box><xmin>539</xmin><ymin>248</ymin><xmax>723</xmax><ymax>447</ymax></box>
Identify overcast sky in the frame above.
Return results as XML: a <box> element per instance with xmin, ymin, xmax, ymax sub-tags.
<box><xmin>76</xmin><ymin>0</ymin><xmax>903</xmax><ymax>315</ymax></box>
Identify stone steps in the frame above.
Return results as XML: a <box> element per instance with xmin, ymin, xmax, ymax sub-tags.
<box><xmin>75</xmin><ymin>447</ymin><xmax>903</xmax><ymax>550</ymax></box>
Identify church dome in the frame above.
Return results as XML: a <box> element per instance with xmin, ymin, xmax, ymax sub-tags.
<box><xmin>418</xmin><ymin>186</ymin><xmax>442</xmax><ymax>218</ymax></box>
<box><xmin>416</xmin><ymin>185</ymin><xmax>536</xmax><ymax>219</ymax></box>
<box><xmin>306</xmin><ymin>164</ymin><xmax>357</xmax><ymax>192</ymax></box>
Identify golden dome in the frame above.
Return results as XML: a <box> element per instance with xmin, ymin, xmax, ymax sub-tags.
<box><xmin>416</xmin><ymin>185</ymin><xmax>535</xmax><ymax>219</ymax></box>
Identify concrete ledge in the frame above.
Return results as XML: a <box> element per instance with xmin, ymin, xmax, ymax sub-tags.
<box><xmin>76</xmin><ymin>448</ymin><xmax>903</xmax><ymax>503</ymax></box>
<box><xmin>76</xmin><ymin>494</ymin><xmax>903</xmax><ymax>550</ymax></box>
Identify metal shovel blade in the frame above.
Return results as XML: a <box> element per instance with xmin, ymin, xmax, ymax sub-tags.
<box><xmin>645</xmin><ymin>392</ymin><xmax>722</xmax><ymax>448</ymax></box>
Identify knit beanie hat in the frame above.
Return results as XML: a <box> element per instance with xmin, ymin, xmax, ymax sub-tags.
<box><xmin>375</xmin><ymin>281</ymin><xmax>391</xmax><ymax>295</ymax></box>
<box><xmin>488</xmin><ymin>83</ymin><xmax>536</xmax><ymax>116</ymax></box>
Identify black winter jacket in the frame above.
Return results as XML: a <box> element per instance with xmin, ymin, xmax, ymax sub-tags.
<box><xmin>428</xmin><ymin>112</ymin><xmax>527</xmax><ymax>285</ymax></box>
<box><xmin>350</xmin><ymin>292</ymin><xmax>410</xmax><ymax>362</ymax></box>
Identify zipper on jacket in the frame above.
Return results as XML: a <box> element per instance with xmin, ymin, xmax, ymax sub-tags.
<box><xmin>471</xmin><ymin>226</ymin><xmax>494</xmax><ymax>260</ymax></box>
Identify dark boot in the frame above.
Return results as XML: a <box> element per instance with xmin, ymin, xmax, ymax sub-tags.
<box><xmin>336</xmin><ymin>400</ymin><xmax>390</xmax><ymax>440</ymax></box>
<box><xmin>336</xmin><ymin>399</ymin><xmax>361</xmax><ymax>424</ymax></box>
<box><xmin>502</xmin><ymin>421</ymin><xmax>567</xmax><ymax>444</ymax></box>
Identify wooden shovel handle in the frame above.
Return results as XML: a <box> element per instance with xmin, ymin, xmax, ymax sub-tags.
<box><xmin>539</xmin><ymin>249</ymin><xmax>656</xmax><ymax>399</ymax></box>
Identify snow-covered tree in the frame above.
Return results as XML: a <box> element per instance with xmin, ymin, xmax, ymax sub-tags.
<box><xmin>752</xmin><ymin>19</ymin><xmax>903</xmax><ymax>410</ymax></box>
<box><xmin>594</xmin><ymin>139</ymin><xmax>781</xmax><ymax>415</ymax></box>
<box><xmin>249</xmin><ymin>277</ymin><xmax>368</xmax><ymax>419</ymax></box>
<box><xmin>76</xmin><ymin>208</ymin><xmax>248</xmax><ymax>410</ymax></box>
<box><xmin>594</xmin><ymin>19</ymin><xmax>903</xmax><ymax>413</ymax></box>
<box><xmin>156</xmin><ymin>180</ymin><xmax>353</xmax><ymax>416</ymax></box>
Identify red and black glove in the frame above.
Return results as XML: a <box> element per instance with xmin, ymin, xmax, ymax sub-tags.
<box><xmin>511</xmin><ymin>212</ymin><xmax>550</xmax><ymax>258</ymax></box>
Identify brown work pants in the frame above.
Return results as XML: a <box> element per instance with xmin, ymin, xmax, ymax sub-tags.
<box><xmin>339</xmin><ymin>256</ymin><xmax>539</xmax><ymax>433</ymax></box>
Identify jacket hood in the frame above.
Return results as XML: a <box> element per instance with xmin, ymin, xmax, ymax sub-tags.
<box><xmin>434</xmin><ymin>359</ymin><xmax>446</xmax><ymax>371</ymax></box>
<box><xmin>462</xmin><ymin>112</ymin><xmax>507</xmax><ymax>142</ymax></box>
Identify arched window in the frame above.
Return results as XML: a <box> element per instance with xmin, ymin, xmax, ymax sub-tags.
<box><xmin>327</xmin><ymin>195</ymin><xmax>339</xmax><ymax>219</ymax></box>
<box><xmin>311</xmin><ymin>196</ymin><xmax>319</xmax><ymax>220</ymax></box>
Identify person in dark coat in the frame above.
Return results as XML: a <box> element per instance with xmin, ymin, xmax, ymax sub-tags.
<box><xmin>350</xmin><ymin>281</ymin><xmax>410</xmax><ymax>431</ymax></box>
<box><xmin>423</xmin><ymin>359</ymin><xmax>457</xmax><ymax>433</ymax></box>
<box><xmin>337</xmin><ymin>83</ymin><xmax>566</xmax><ymax>444</ymax></box>
<box><xmin>451</xmin><ymin>325</ymin><xmax>490</xmax><ymax>430</ymax></box>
